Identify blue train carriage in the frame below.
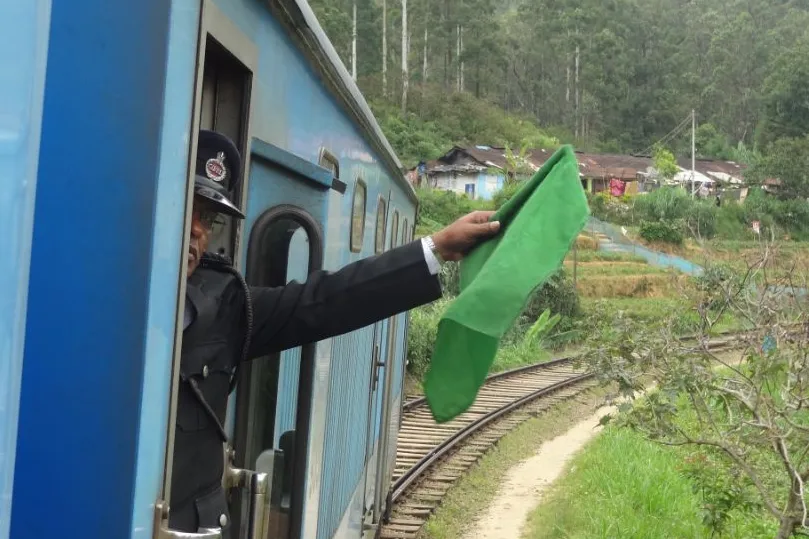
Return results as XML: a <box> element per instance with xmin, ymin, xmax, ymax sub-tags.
<box><xmin>7</xmin><ymin>0</ymin><xmax>416</xmax><ymax>538</ymax></box>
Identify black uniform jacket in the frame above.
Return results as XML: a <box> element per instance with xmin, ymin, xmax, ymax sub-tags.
<box><xmin>169</xmin><ymin>240</ymin><xmax>442</xmax><ymax>533</ymax></box>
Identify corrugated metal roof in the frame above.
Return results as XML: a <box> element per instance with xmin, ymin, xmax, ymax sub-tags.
<box><xmin>420</xmin><ymin>146</ymin><xmax>747</xmax><ymax>184</ymax></box>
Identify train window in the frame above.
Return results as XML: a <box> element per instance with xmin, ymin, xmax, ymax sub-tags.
<box><xmin>318</xmin><ymin>148</ymin><xmax>340</xmax><ymax>179</ymax></box>
<box><xmin>402</xmin><ymin>218</ymin><xmax>409</xmax><ymax>244</ymax></box>
<box><xmin>350</xmin><ymin>180</ymin><xmax>367</xmax><ymax>252</ymax></box>
<box><xmin>375</xmin><ymin>197</ymin><xmax>387</xmax><ymax>254</ymax></box>
<box><xmin>390</xmin><ymin>210</ymin><xmax>399</xmax><ymax>249</ymax></box>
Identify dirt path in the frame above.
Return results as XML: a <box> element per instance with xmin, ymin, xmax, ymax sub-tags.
<box><xmin>462</xmin><ymin>404</ymin><xmax>616</xmax><ymax>539</ymax></box>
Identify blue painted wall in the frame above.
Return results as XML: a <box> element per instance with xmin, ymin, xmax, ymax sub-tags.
<box><xmin>11</xmin><ymin>1</ymin><xmax>173</xmax><ymax>537</ymax></box>
<box><xmin>475</xmin><ymin>172</ymin><xmax>505</xmax><ymax>201</ymax></box>
<box><xmin>0</xmin><ymin>2</ymin><xmax>51</xmax><ymax>538</ymax></box>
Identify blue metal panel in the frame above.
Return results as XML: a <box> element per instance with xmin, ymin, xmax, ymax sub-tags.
<box><xmin>11</xmin><ymin>1</ymin><xmax>172</xmax><ymax>537</ymax></box>
<box><xmin>0</xmin><ymin>2</ymin><xmax>51</xmax><ymax>538</ymax></box>
<box><xmin>241</xmin><ymin>160</ymin><xmax>328</xmax><ymax>264</ymax></box>
<box><xmin>130</xmin><ymin>1</ymin><xmax>202</xmax><ymax>537</ymax></box>
<box><xmin>252</xmin><ymin>138</ymin><xmax>334</xmax><ymax>189</ymax></box>
<box><xmin>274</xmin><ymin>227</ymin><xmax>310</xmax><ymax>446</ymax></box>
<box><xmin>317</xmin><ymin>326</ymin><xmax>376</xmax><ymax>539</ymax></box>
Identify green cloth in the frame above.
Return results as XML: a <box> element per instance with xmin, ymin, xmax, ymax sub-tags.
<box><xmin>423</xmin><ymin>145</ymin><xmax>590</xmax><ymax>423</ymax></box>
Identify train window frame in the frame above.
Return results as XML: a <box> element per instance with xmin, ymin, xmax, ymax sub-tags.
<box><xmin>236</xmin><ymin>204</ymin><xmax>324</xmax><ymax>539</ymax></box>
<box><xmin>374</xmin><ymin>197</ymin><xmax>387</xmax><ymax>254</ymax></box>
<box><xmin>350</xmin><ymin>179</ymin><xmax>367</xmax><ymax>253</ymax></box>
<box><xmin>390</xmin><ymin>209</ymin><xmax>400</xmax><ymax>249</ymax></box>
<box><xmin>318</xmin><ymin>148</ymin><xmax>340</xmax><ymax>180</ymax></box>
<box><xmin>401</xmin><ymin>218</ymin><xmax>409</xmax><ymax>244</ymax></box>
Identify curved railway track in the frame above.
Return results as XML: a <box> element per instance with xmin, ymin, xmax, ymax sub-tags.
<box><xmin>379</xmin><ymin>332</ymin><xmax>748</xmax><ymax>539</ymax></box>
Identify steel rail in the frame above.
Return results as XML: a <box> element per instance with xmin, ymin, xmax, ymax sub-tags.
<box><xmin>392</xmin><ymin>371</ymin><xmax>595</xmax><ymax>502</ymax></box>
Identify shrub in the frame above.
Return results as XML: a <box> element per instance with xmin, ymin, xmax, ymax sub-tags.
<box><xmin>634</xmin><ymin>187</ymin><xmax>693</xmax><ymax>222</ymax></box>
<box><xmin>507</xmin><ymin>269</ymin><xmax>581</xmax><ymax>347</ymax></box>
<box><xmin>438</xmin><ymin>262</ymin><xmax>460</xmax><ymax>297</ymax></box>
<box><xmin>639</xmin><ymin>220</ymin><xmax>683</xmax><ymax>244</ymax></box>
<box><xmin>715</xmin><ymin>203</ymin><xmax>750</xmax><ymax>240</ymax></box>
<box><xmin>683</xmin><ymin>200</ymin><xmax>718</xmax><ymax>238</ymax></box>
<box><xmin>587</xmin><ymin>192</ymin><xmax>634</xmax><ymax>225</ymax></box>
<box><xmin>406</xmin><ymin>298</ymin><xmax>449</xmax><ymax>377</ymax></box>
<box><xmin>492</xmin><ymin>181</ymin><xmax>521</xmax><ymax>210</ymax></box>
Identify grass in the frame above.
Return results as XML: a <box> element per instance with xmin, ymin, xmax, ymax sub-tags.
<box><xmin>566</xmin><ymin>262</ymin><xmax>669</xmax><ymax>276</ymax></box>
<box><xmin>419</xmin><ymin>385</ymin><xmax>614</xmax><ymax>539</ymax></box>
<box><xmin>522</xmin><ymin>426</ymin><xmax>777</xmax><ymax>539</ymax></box>
<box><xmin>524</xmin><ymin>428</ymin><xmax>709</xmax><ymax>539</ymax></box>
<box><xmin>566</xmin><ymin>250</ymin><xmax>647</xmax><ymax>264</ymax></box>
<box><xmin>523</xmin><ymin>427</ymin><xmax>710</xmax><ymax>539</ymax></box>
<box><xmin>575</xmin><ymin>274</ymin><xmax>686</xmax><ymax>299</ymax></box>
<box><xmin>492</xmin><ymin>342</ymin><xmax>553</xmax><ymax>372</ymax></box>
<box><xmin>581</xmin><ymin>297</ymin><xmax>683</xmax><ymax>322</ymax></box>
<box><xmin>523</xmin><ymin>355</ymin><xmax>786</xmax><ymax>539</ymax></box>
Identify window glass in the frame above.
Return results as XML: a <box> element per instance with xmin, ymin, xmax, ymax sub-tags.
<box><xmin>390</xmin><ymin>210</ymin><xmax>399</xmax><ymax>249</ymax></box>
<box><xmin>402</xmin><ymin>218</ymin><xmax>409</xmax><ymax>244</ymax></box>
<box><xmin>375</xmin><ymin>198</ymin><xmax>387</xmax><ymax>254</ymax></box>
<box><xmin>350</xmin><ymin>180</ymin><xmax>367</xmax><ymax>252</ymax></box>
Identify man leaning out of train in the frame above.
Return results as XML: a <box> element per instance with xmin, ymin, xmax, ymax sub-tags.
<box><xmin>171</xmin><ymin>129</ymin><xmax>501</xmax><ymax>536</ymax></box>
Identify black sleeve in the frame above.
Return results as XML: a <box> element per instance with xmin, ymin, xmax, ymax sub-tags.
<box><xmin>246</xmin><ymin>240</ymin><xmax>442</xmax><ymax>359</ymax></box>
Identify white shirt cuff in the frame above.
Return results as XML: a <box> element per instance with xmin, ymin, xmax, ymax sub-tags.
<box><xmin>420</xmin><ymin>237</ymin><xmax>442</xmax><ymax>275</ymax></box>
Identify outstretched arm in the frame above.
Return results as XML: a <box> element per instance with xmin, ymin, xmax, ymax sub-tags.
<box><xmin>246</xmin><ymin>211</ymin><xmax>500</xmax><ymax>358</ymax></box>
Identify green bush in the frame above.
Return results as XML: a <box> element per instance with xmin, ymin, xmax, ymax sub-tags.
<box><xmin>406</xmin><ymin>299</ymin><xmax>449</xmax><ymax>377</ymax></box>
<box><xmin>416</xmin><ymin>187</ymin><xmax>492</xmax><ymax>229</ymax></box>
<box><xmin>587</xmin><ymin>192</ymin><xmax>634</xmax><ymax>225</ymax></box>
<box><xmin>715</xmin><ymin>203</ymin><xmax>750</xmax><ymax>240</ymax></box>
<box><xmin>683</xmin><ymin>200</ymin><xmax>718</xmax><ymax>239</ymax></box>
<box><xmin>507</xmin><ymin>269</ymin><xmax>581</xmax><ymax>347</ymax></box>
<box><xmin>492</xmin><ymin>181</ymin><xmax>521</xmax><ymax>210</ymax></box>
<box><xmin>639</xmin><ymin>220</ymin><xmax>684</xmax><ymax>244</ymax></box>
<box><xmin>438</xmin><ymin>262</ymin><xmax>460</xmax><ymax>297</ymax></box>
<box><xmin>634</xmin><ymin>187</ymin><xmax>693</xmax><ymax>222</ymax></box>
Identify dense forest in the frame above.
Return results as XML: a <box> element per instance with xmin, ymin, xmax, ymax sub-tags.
<box><xmin>310</xmin><ymin>0</ymin><xmax>809</xmax><ymax>176</ymax></box>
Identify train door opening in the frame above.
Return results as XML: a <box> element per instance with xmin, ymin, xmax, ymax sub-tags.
<box><xmin>155</xmin><ymin>3</ymin><xmax>257</xmax><ymax>538</ymax></box>
<box><xmin>233</xmin><ymin>207</ymin><xmax>324</xmax><ymax>539</ymax></box>
<box><xmin>198</xmin><ymin>36</ymin><xmax>252</xmax><ymax>260</ymax></box>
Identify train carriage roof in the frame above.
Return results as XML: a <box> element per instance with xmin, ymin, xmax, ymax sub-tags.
<box><xmin>268</xmin><ymin>0</ymin><xmax>418</xmax><ymax>205</ymax></box>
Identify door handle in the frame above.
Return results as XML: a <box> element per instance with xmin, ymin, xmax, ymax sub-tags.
<box><xmin>153</xmin><ymin>501</ymin><xmax>222</xmax><ymax>539</ymax></box>
<box><xmin>227</xmin><ymin>465</ymin><xmax>270</xmax><ymax>539</ymax></box>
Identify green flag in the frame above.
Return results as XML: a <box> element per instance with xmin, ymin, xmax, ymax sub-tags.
<box><xmin>423</xmin><ymin>145</ymin><xmax>589</xmax><ymax>423</ymax></box>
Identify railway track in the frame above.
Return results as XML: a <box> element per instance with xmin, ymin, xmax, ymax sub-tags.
<box><xmin>379</xmin><ymin>332</ymin><xmax>748</xmax><ymax>539</ymax></box>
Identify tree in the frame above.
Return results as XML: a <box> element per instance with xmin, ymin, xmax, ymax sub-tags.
<box><xmin>747</xmin><ymin>136</ymin><xmax>809</xmax><ymax>200</ymax></box>
<box><xmin>307</xmin><ymin>0</ymin><xmax>809</xmax><ymax>162</ymax></box>
<box><xmin>401</xmin><ymin>0</ymin><xmax>408</xmax><ymax>114</ymax></box>
<box><xmin>653</xmin><ymin>144</ymin><xmax>679</xmax><ymax>180</ymax></box>
<box><xmin>585</xmin><ymin>249</ymin><xmax>809</xmax><ymax>537</ymax></box>
<box><xmin>758</xmin><ymin>38</ymin><xmax>809</xmax><ymax>149</ymax></box>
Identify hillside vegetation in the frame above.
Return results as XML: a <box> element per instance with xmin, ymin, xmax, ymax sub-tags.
<box><xmin>310</xmin><ymin>0</ymin><xmax>809</xmax><ymax>186</ymax></box>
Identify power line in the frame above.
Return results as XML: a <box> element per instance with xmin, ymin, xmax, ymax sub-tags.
<box><xmin>636</xmin><ymin>113</ymin><xmax>692</xmax><ymax>156</ymax></box>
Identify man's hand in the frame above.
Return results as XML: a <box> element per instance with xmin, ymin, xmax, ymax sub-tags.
<box><xmin>432</xmin><ymin>211</ymin><xmax>501</xmax><ymax>262</ymax></box>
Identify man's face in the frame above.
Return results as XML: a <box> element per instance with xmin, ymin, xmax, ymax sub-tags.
<box><xmin>187</xmin><ymin>196</ymin><xmax>219</xmax><ymax>277</ymax></box>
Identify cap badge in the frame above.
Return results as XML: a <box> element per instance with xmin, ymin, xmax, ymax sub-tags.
<box><xmin>205</xmin><ymin>152</ymin><xmax>227</xmax><ymax>183</ymax></box>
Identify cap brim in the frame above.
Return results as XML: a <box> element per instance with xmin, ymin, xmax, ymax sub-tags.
<box><xmin>194</xmin><ymin>176</ymin><xmax>245</xmax><ymax>219</ymax></box>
